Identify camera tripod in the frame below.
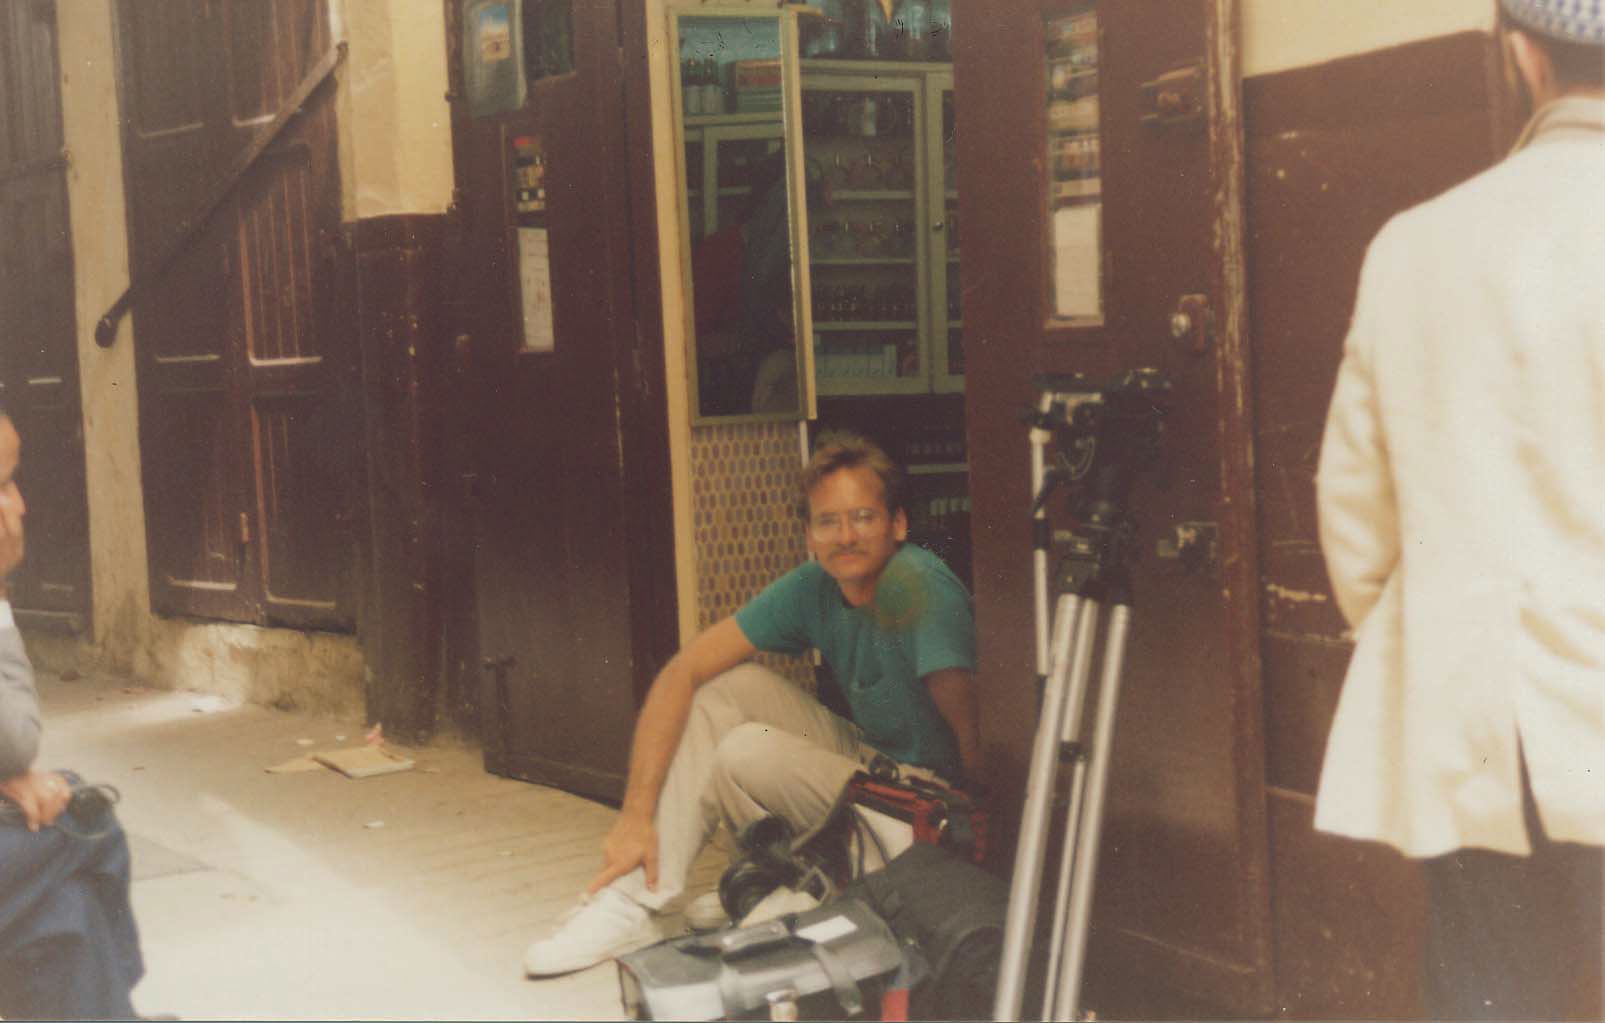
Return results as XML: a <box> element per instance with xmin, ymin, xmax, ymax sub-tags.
<box><xmin>993</xmin><ymin>370</ymin><xmax>1169</xmax><ymax>1022</ymax></box>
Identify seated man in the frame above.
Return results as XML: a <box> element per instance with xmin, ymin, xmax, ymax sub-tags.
<box><xmin>0</xmin><ymin>407</ymin><xmax>148</xmax><ymax>1019</ymax></box>
<box><xmin>525</xmin><ymin>432</ymin><xmax>980</xmax><ymax>976</ymax></box>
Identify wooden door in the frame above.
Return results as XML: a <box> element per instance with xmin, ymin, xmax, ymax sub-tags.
<box><xmin>116</xmin><ymin>0</ymin><xmax>355</xmax><ymax>629</ymax></box>
<box><xmin>956</xmin><ymin>0</ymin><xmax>1270</xmax><ymax>1014</ymax></box>
<box><xmin>0</xmin><ymin>0</ymin><xmax>91</xmax><ymax>631</ymax></box>
<box><xmin>1245</xmin><ymin>33</ymin><xmax>1508</xmax><ymax>1017</ymax></box>
<box><xmin>447</xmin><ymin>0</ymin><xmax>677</xmax><ymax>801</ymax></box>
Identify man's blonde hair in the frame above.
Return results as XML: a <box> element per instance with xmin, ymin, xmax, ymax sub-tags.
<box><xmin>798</xmin><ymin>431</ymin><xmax>906</xmax><ymax>520</ymax></box>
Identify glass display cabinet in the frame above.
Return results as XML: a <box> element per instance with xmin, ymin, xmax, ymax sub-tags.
<box><xmin>800</xmin><ymin>62</ymin><xmax>959</xmax><ymax>397</ymax></box>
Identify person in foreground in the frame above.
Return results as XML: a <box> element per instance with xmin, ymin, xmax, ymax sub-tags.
<box><xmin>524</xmin><ymin>431</ymin><xmax>980</xmax><ymax>976</ymax></box>
<box><xmin>1314</xmin><ymin>1</ymin><xmax>1604</xmax><ymax>1016</ymax></box>
<box><xmin>0</xmin><ymin>407</ymin><xmax>150</xmax><ymax>1019</ymax></box>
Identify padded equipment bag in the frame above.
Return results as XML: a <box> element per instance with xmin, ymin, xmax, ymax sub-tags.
<box><xmin>842</xmin><ymin>842</ymin><xmax>1009</xmax><ymax>1021</ymax></box>
<box><xmin>617</xmin><ymin>896</ymin><xmax>920</xmax><ymax>1020</ymax></box>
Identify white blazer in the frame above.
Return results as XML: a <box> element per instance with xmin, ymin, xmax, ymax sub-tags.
<box><xmin>1314</xmin><ymin>96</ymin><xmax>1605</xmax><ymax>858</ymax></box>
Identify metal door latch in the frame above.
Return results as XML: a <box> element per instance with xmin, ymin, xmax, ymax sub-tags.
<box><xmin>1156</xmin><ymin>521</ymin><xmax>1219</xmax><ymax>575</ymax></box>
<box><xmin>1169</xmin><ymin>293</ymin><xmax>1214</xmax><ymax>354</ymax></box>
<box><xmin>482</xmin><ymin>655</ymin><xmax>518</xmax><ymax>758</ymax></box>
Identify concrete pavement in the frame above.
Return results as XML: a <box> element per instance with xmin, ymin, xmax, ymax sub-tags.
<box><xmin>34</xmin><ymin>667</ymin><xmax>721</xmax><ymax>1020</ymax></box>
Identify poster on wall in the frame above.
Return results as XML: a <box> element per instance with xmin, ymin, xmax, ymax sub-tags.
<box><xmin>1045</xmin><ymin>6</ymin><xmax>1104</xmax><ymax>321</ymax></box>
<box><xmin>464</xmin><ymin>0</ymin><xmax>527</xmax><ymax>118</ymax></box>
<box><xmin>1052</xmin><ymin>205</ymin><xmax>1101</xmax><ymax>320</ymax></box>
<box><xmin>519</xmin><ymin>227</ymin><xmax>555</xmax><ymax>352</ymax></box>
<box><xmin>512</xmin><ymin>132</ymin><xmax>554</xmax><ymax>352</ymax></box>
<box><xmin>512</xmin><ymin>134</ymin><xmax>547</xmax><ymax>220</ymax></box>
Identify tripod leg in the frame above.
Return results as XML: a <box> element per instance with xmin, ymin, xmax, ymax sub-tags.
<box><xmin>1052</xmin><ymin>604</ymin><xmax>1133</xmax><ymax>1022</ymax></box>
<box><xmin>1040</xmin><ymin>600</ymin><xmax>1103</xmax><ymax>1017</ymax></box>
<box><xmin>994</xmin><ymin>592</ymin><xmax>1085</xmax><ymax>1021</ymax></box>
<box><xmin>1030</xmin><ymin>422</ymin><xmax>1054</xmax><ymax>683</ymax></box>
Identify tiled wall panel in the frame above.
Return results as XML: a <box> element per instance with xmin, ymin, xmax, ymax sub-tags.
<box><xmin>690</xmin><ymin>422</ymin><xmax>811</xmax><ymax>686</ymax></box>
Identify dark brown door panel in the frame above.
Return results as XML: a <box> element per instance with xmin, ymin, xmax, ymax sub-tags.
<box><xmin>448</xmin><ymin>0</ymin><xmax>676</xmax><ymax>799</ymax></box>
<box><xmin>142</xmin><ymin>389</ymin><xmax>251</xmax><ymax>619</ymax></box>
<box><xmin>117</xmin><ymin>0</ymin><xmax>353</xmax><ymax>628</ymax></box>
<box><xmin>1</xmin><ymin>1</ymin><xmax>91</xmax><ymax>628</ymax></box>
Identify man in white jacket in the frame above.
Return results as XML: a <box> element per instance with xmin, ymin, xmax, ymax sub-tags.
<box><xmin>1315</xmin><ymin>0</ymin><xmax>1604</xmax><ymax>1016</ymax></box>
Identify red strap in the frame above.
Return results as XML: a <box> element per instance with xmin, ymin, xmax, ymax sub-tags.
<box><xmin>879</xmin><ymin>986</ymin><xmax>911</xmax><ymax>1022</ymax></box>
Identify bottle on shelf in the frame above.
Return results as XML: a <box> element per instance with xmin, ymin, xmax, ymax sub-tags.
<box><xmin>928</xmin><ymin>0</ymin><xmax>952</xmax><ymax>60</ymax></box>
<box><xmin>702</xmin><ymin>56</ymin><xmax>722</xmax><ymax>114</ymax></box>
<box><xmin>683</xmin><ymin>56</ymin><xmax>703</xmax><ymax>115</ymax></box>
<box><xmin>859</xmin><ymin>96</ymin><xmax>878</xmax><ymax>138</ymax></box>
<box><xmin>803</xmin><ymin>0</ymin><xmax>846</xmax><ymax>57</ymax></box>
<box><xmin>848</xmin><ymin>0</ymin><xmax>888</xmax><ymax>59</ymax></box>
<box><xmin>890</xmin><ymin>0</ymin><xmax>930</xmax><ymax>60</ymax></box>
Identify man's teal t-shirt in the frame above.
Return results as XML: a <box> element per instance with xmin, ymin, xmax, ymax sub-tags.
<box><xmin>734</xmin><ymin>544</ymin><xmax>975</xmax><ymax>781</ymax></box>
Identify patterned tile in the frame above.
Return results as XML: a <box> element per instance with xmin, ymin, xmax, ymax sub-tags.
<box><xmin>690</xmin><ymin>422</ymin><xmax>813</xmax><ymax>687</ymax></box>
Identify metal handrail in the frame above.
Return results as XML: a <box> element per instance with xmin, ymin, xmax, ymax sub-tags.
<box><xmin>94</xmin><ymin>41</ymin><xmax>348</xmax><ymax>349</ymax></box>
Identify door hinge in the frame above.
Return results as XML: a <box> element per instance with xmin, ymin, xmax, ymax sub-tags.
<box><xmin>239</xmin><ymin>512</ymin><xmax>251</xmax><ymax>545</ymax></box>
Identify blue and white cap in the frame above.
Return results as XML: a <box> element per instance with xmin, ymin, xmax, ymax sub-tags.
<box><xmin>1500</xmin><ymin>0</ymin><xmax>1605</xmax><ymax>44</ymax></box>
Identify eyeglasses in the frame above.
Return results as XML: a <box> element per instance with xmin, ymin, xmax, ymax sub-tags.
<box><xmin>809</xmin><ymin>507</ymin><xmax>884</xmax><ymax>537</ymax></box>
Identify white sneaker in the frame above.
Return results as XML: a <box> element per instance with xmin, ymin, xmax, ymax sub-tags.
<box><xmin>523</xmin><ymin>887</ymin><xmax>664</xmax><ymax>977</ymax></box>
<box><xmin>738</xmin><ymin>886</ymin><xmax>821</xmax><ymax>928</ymax></box>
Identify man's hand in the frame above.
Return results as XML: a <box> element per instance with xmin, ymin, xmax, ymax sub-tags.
<box><xmin>589</xmin><ymin>618</ymin><xmax>756</xmax><ymax>899</ymax></box>
<box><xmin>587</xmin><ymin>810</ymin><xmax>658</xmax><ymax>896</ymax></box>
<box><xmin>0</xmin><ymin>770</ymin><xmax>71</xmax><ymax>831</ymax></box>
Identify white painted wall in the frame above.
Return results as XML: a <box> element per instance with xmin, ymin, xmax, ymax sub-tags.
<box><xmin>1242</xmin><ymin>0</ymin><xmax>1493</xmax><ymax>77</ymax></box>
<box><xmin>336</xmin><ymin>0</ymin><xmax>455</xmax><ymax>218</ymax></box>
<box><xmin>55</xmin><ymin>0</ymin><xmax>149</xmax><ymax>670</ymax></box>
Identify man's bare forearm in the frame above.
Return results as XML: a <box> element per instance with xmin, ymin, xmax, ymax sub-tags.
<box><xmin>618</xmin><ymin>653</ymin><xmax>696</xmax><ymax>821</ymax></box>
<box><xmin>925</xmin><ymin>667</ymin><xmax>981</xmax><ymax>783</ymax></box>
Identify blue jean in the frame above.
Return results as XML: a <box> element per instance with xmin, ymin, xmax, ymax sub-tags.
<box><xmin>0</xmin><ymin>788</ymin><xmax>144</xmax><ymax>1020</ymax></box>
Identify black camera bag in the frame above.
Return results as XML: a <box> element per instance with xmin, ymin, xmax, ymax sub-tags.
<box><xmin>617</xmin><ymin>896</ymin><xmax>918</xmax><ymax>1020</ymax></box>
<box><xmin>841</xmin><ymin>841</ymin><xmax>1009</xmax><ymax>1021</ymax></box>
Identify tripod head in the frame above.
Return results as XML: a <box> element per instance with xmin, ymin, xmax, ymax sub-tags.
<box><xmin>1026</xmin><ymin>368</ymin><xmax>1171</xmax><ymax>601</ymax></box>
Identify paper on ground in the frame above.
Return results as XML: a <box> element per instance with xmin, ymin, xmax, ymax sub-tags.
<box><xmin>313</xmin><ymin>745</ymin><xmax>416</xmax><ymax>779</ymax></box>
<box><xmin>265</xmin><ymin>754</ymin><xmax>327</xmax><ymax>774</ymax></box>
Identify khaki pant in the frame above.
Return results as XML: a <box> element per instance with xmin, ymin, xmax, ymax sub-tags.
<box><xmin>613</xmin><ymin>663</ymin><xmax>880</xmax><ymax>911</ymax></box>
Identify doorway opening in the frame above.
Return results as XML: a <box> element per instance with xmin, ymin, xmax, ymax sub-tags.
<box><xmin>797</xmin><ymin>3</ymin><xmax>971</xmax><ymax>589</ymax></box>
